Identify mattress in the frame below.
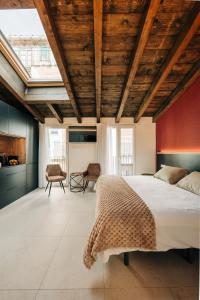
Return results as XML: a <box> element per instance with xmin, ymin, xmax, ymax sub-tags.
<box><xmin>97</xmin><ymin>175</ymin><xmax>200</xmax><ymax>263</ymax></box>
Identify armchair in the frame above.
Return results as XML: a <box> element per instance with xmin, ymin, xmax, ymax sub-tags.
<box><xmin>82</xmin><ymin>163</ymin><xmax>101</xmax><ymax>191</ymax></box>
<box><xmin>45</xmin><ymin>164</ymin><xmax>67</xmax><ymax>196</ymax></box>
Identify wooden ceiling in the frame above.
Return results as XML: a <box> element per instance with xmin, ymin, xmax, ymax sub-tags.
<box><xmin>0</xmin><ymin>0</ymin><xmax>200</xmax><ymax>123</ymax></box>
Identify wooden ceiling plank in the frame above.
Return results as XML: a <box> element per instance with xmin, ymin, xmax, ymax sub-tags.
<box><xmin>34</xmin><ymin>0</ymin><xmax>81</xmax><ymax>123</ymax></box>
<box><xmin>134</xmin><ymin>3</ymin><xmax>200</xmax><ymax>123</ymax></box>
<box><xmin>47</xmin><ymin>104</ymin><xmax>63</xmax><ymax>123</ymax></box>
<box><xmin>115</xmin><ymin>0</ymin><xmax>160</xmax><ymax>123</ymax></box>
<box><xmin>153</xmin><ymin>61</ymin><xmax>200</xmax><ymax>122</ymax></box>
<box><xmin>0</xmin><ymin>52</ymin><xmax>44</xmax><ymax>123</ymax></box>
<box><xmin>93</xmin><ymin>0</ymin><xmax>103</xmax><ymax>123</ymax></box>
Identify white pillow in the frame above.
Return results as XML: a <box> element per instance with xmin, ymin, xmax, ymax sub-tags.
<box><xmin>154</xmin><ymin>165</ymin><xmax>188</xmax><ymax>184</ymax></box>
<box><xmin>176</xmin><ymin>171</ymin><xmax>200</xmax><ymax>196</ymax></box>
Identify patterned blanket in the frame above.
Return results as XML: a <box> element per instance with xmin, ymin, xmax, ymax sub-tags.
<box><xmin>83</xmin><ymin>175</ymin><xmax>156</xmax><ymax>268</ymax></box>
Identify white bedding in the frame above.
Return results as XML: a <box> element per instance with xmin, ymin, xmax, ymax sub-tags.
<box><xmin>97</xmin><ymin>175</ymin><xmax>200</xmax><ymax>263</ymax></box>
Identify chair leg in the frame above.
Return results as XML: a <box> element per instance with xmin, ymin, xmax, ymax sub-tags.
<box><xmin>60</xmin><ymin>181</ymin><xmax>65</xmax><ymax>193</ymax></box>
<box><xmin>48</xmin><ymin>182</ymin><xmax>52</xmax><ymax>197</ymax></box>
<box><xmin>83</xmin><ymin>180</ymin><xmax>87</xmax><ymax>193</ymax></box>
<box><xmin>84</xmin><ymin>180</ymin><xmax>89</xmax><ymax>191</ymax></box>
<box><xmin>45</xmin><ymin>182</ymin><xmax>49</xmax><ymax>192</ymax></box>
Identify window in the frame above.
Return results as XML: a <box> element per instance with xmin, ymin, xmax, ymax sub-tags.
<box><xmin>48</xmin><ymin>128</ymin><xmax>67</xmax><ymax>172</ymax></box>
<box><xmin>40</xmin><ymin>47</ymin><xmax>50</xmax><ymax>64</ymax></box>
<box><xmin>107</xmin><ymin>126</ymin><xmax>134</xmax><ymax>176</ymax></box>
<box><xmin>120</xmin><ymin>128</ymin><xmax>134</xmax><ymax>176</ymax></box>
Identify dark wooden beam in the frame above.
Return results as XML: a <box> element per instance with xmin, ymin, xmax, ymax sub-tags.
<box><xmin>116</xmin><ymin>0</ymin><xmax>160</xmax><ymax>123</ymax></box>
<box><xmin>0</xmin><ymin>52</ymin><xmax>44</xmax><ymax>123</ymax></box>
<box><xmin>153</xmin><ymin>61</ymin><xmax>200</xmax><ymax>122</ymax></box>
<box><xmin>93</xmin><ymin>0</ymin><xmax>103</xmax><ymax>123</ymax></box>
<box><xmin>134</xmin><ymin>3</ymin><xmax>200</xmax><ymax>123</ymax></box>
<box><xmin>47</xmin><ymin>104</ymin><xmax>63</xmax><ymax>123</ymax></box>
<box><xmin>34</xmin><ymin>0</ymin><xmax>81</xmax><ymax>123</ymax></box>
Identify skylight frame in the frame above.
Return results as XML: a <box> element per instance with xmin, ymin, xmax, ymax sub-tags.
<box><xmin>0</xmin><ymin>9</ymin><xmax>63</xmax><ymax>86</ymax></box>
<box><xmin>0</xmin><ymin>31</ymin><xmax>64</xmax><ymax>87</ymax></box>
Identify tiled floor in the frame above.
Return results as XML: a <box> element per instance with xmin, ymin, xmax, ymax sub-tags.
<box><xmin>0</xmin><ymin>187</ymin><xmax>198</xmax><ymax>300</ymax></box>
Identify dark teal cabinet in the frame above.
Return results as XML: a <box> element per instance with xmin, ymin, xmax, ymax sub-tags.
<box><xmin>0</xmin><ymin>165</ymin><xmax>26</xmax><ymax>208</ymax></box>
<box><xmin>0</xmin><ymin>100</ymin><xmax>39</xmax><ymax>209</ymax></box>
<box><xmin>9</xmin><ymin>105</ymin><xmax>27</xmax><ymax>137</ymax></box>
<box><xmin>26</xmin><ymin>118</ymin><xmax>38</xmax><ymax>164</ymax></box>
<box><xmin>26</xmin><ymin>163</ymin><xmax>38</xmax><ymax>193</ymax></box>
<box><xmin>0</xmin><ymin>101</ymin><xmax>9</xmax><ymax>133</ymax></box>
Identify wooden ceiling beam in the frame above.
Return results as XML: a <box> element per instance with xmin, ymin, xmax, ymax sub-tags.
<box><xmin>0</xmin><ymin>52</ymin><xmax>44</xmax><ymax>123</ymax></box>
<box><xmin>47</xmin><ymin>104</ymin><xmax>63</xmax><ymax>123</ymax></box>
<box><xmin>116</xmin><ymin>0</ymin><xmax>160</xmax><ymax>123</ymax></box>
<box><xmin>153</xmin><ymin>60</ymin><xmax>200</xmax><ymax>122</ymax></box>
<box><xmin>134</xmin><ymin>3</ymin><xmax>200</xmax><ymax>123</ymax></box>
<box><xmin>0</xmin><ymin>0</ymin><xmax>34</xmax><ymax>9</ymax></box>
<box><xmin>34</xmin><ymin>0</ymin><xmax>81</xmax><ymax>123</ymax></box>
<box><xmin>93</xmin><ymin>0</ymin><xmax>103</xmax><ymax>123</ymax></box>
<box><xmin>24</xmin><ymin>87</ymin><xmax>69</xmax><ymax>104</ymax></box>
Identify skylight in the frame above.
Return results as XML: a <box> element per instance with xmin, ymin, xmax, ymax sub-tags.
<box><xmin>0</xmin><ymin>9</ymin><xmax>62</xmax><ymax>82</ymax></box>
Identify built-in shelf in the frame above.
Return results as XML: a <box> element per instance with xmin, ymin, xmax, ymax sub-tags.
<box><xmin>0</xmin><ymin>133</ymin><xmax>26</xmax><ymax>165</ymax></box>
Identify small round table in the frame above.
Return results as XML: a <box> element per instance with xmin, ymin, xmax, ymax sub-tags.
<box><xmin>70</xmin><ymin>172</ymin><xmax>85</xmax><ymax>192</ymax></box>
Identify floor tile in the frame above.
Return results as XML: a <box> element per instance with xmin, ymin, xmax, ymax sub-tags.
<box><xmin>36</xmin><ymin>289</ymin><xmax>104</xmax><ymax>300</ymax></box>
<box><xmin>64</xmin><ymin>211</ymin><xmax>95</xmax><ymax>237</ymax></box>
<box><xmin>0</xmin><ymin>290</ymin><xmax>36</xmax><ymax>300</ymax></box>
<box><xmin>36</xmin><ymin>290</ymin><xmax>77</xmax><ymax>300</ymax></box>
<box><xmin>0</xmin><ymin>237</ymin><xmax>59</xmax><ymax>289</ymax></box>
<box><xmin>104</xmin><ymin>253</ymin><xmax>165</xmax><ymax>288</ymax></box>
<box><xmin>0</xmin><ymin>211</ymin><xmax>69</xmax><ymax>238</ymax></box>
<box><xmin>170</xmin><ymin>287</ymin><xmax>199</xmax><ymax>300</ymax></box>
<box><xmin>104</xmin><ymin>251</ymin><xmax>199</xmax><ymax>288</ymax></box>
<box><xmin>105</xmin><ymin>288</ymin><xmax>174</xmax><ymax>300</ymax></box>
<box><xmin>41</xmin><ymin>237</ymin><xmax>104</xmax><ymax>289</ymax></box>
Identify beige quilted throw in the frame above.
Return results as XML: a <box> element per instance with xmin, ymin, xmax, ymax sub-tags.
<box><xmin>83</xmin><ymin>175</ymin><xmax>156</xmax><ymax>268</ymax></box>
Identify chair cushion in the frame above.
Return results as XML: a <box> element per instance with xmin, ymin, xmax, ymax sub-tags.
<box><xmin>84</xmin><ymin>175</ymin><xmax>98</xmax><ymax>182</ymax></box>
<box><xmin>47</xmin><ymin>175</ymin><xmax>66</xmax><ymax>182</ymax></box>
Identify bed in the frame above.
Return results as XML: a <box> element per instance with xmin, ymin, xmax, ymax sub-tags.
<box><xmin>84</xmin><ymin>174</ymin><xmax>200</xmax><ymax>268</ymax></box>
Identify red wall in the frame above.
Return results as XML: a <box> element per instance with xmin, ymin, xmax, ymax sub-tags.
<box><xmin>156</xmin><ymin>76</ymin><xmax>200</xmax><ymax>152</ymax></box>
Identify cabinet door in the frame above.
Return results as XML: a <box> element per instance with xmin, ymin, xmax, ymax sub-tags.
<box><xmin>0</xmin><ymin>101</ymin><xmax>9</xmax><ymax>133</ymax></box>
<box><xmin>26</xmin><ymin>163</ymin><xmax>38</xmax><ymax>192</ymax></box>
<box><xmin>9</xmin><ymin>106</ymin><xmax>26</xmax><ymax>137</ymax></box>
<box><xmin>0</xmin><ymin>166</ymin><xmax>26</xmax><ymax>208</ymax></box>
<box><xmin>26</xmin><ymin>118</ymin><xmax>39</xmax><ymax>164</ymax></box>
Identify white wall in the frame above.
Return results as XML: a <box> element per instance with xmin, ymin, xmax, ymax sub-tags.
<box><xmin>135</xmin><ymin>118</ymin><xmax>156</xmax><ymax>175</ymax></box>
<box><xmin>68</xmin><ymin>143</ymin><xmax>97</xmax><ymax>174</ymax></box>
<box><xmin>45</xmin><ymin>117</ymin><xmax>156</xmax><ymax>176</ymax></box>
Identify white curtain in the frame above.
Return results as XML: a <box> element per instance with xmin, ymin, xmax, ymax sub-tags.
<box><xmin>38</xmin><ymin>124</ymin><xmax>50</xmax><ymax>188</ymax></box>
<box><xmin>97</xmin><ymin>124</ymin><xmax>118</xmax><ymax>175</ymax></box>
<box><xmin>38</xmin><ymin>125</ymin><xmax>67</xmax><ymax>188</ymax></box>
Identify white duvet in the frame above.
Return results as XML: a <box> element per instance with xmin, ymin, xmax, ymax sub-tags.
<box><xmin>97</xmin><ymin>175</ymin><xmax>200</xmax><ymax>263</ymax></box>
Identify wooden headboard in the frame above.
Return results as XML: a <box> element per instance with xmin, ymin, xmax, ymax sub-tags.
<box><xmin>157</xmin><ymin>153</ymin><xmax>200</xmax><ymax>172</ymax></box>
